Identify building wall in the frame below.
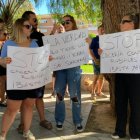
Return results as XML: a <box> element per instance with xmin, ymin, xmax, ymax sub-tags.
<box><xmin>38</xmin><ymin>15</ymin><xmax>54</xmax><ymax>35</ymax></box>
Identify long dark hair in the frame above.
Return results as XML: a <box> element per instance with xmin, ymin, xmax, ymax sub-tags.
<box><xmin>63</xmin><ymin>15</ymin><xmax>78</xmax><ymax>30</ymax></box>
<box><xmin>125</xmin><ymin>13</ymin><xmax>140</xmax><ymax>29</ymax></box>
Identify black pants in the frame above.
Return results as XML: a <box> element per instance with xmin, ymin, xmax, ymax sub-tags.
<box><xmin>115</xmin><ymin>74</ymin><xmax>140</xmax><ymax>138</ymax></box>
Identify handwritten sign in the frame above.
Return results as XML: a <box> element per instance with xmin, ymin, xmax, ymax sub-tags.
<box><xmin>7</xmin><ymin>45</ymin><xmax>52</xmax><ymax>90</ymax></box>
<box><xmin>100</xmin><ymin>29</ymin><xmax>140</xmax><ymax>73</ymax></box>
<box><xmin>43</xmin><ymin>29</ymin><xmax>89</xmax><ymax>71</ymax></box>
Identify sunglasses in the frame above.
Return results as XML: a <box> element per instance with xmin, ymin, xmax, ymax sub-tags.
<box><xmin>3</xmin><ymin>33</ymin><xmax>8</xmax><ymax>36</ymax></box>
<box><xmin>121</xmin><ymin>20</ymin><xmax>132</xmax><ymax>24</ymax></box>
<box><xmin>62</xmin><ymin>20</ymin><xmax>72</xmax><ymax>25</ymax></box>
<box><xmin>33</xmin><ymin>18</ymin><xmax>38</xmax><ymax>23</ymax></box>
<box><xmin>23</xmin><ymin>24</ymin><xmax>32</xmax><ymax>30</ymax></box>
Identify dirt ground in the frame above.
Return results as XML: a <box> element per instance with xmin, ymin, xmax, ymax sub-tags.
<box><xmin>85</xmin><ymin>100</ymin><xmax>116</xmax><ymax>134</ymax></box>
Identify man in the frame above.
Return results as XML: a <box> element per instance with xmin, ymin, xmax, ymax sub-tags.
<box><xmin>17</xmin><ymin>11</ymin><xmax>52</xmax><ymax>133</ymax></box>
<box><xmin>88</xmin><ymin>25</ymin><xmax>107</xmax><ymax>100</ymax></box>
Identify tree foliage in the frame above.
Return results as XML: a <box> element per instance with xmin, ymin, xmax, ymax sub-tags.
<box><xmin>43</xmin><ymin>0</ymin><xmax>102</xmax><ymax>25</ymax></box>
<box><xmin>0</xmin><ymin>0</ymin><xmax>26</xmax><ymax>34</ymax></box>
<box><xmin>0</xmin><ymin>0</ymin><xmax>34</xmax><ymax>35</ymax></box>
<box><xmin>14</xmin><ymin>0</ymin><xmax>34</xmax><ymax>21</ymax></box>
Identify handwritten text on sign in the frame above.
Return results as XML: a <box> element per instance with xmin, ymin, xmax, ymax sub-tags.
<box><xmin>7</xmin><ymin>45</ymin><xmax>52</xmax><ymax>90</ymax></box>
<box><xmin>43</xmin><ymin>29</ymin><xmax>89</xmax><ymax>71</ymax></box>
<box><xmin>100</xmin><ymin>29</ymin><xmax>140</xmax><ymax>73</ymax></box>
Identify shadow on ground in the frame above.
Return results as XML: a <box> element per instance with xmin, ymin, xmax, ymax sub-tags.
<box><xmin>85</xmin><ymin>100</ymin><xmax>116</xmax><ymax>134</ymax></box>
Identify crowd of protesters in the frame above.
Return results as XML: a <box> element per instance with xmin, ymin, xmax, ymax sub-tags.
<box><xmin>0</xmin><ymin>10</ymin><xmax>140</xmax><ymax>140</ymax></box>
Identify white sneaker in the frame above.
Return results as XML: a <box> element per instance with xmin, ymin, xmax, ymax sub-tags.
<box><xmin>111</xmin><ymin>134</ymin><xmax>120</xmax><ymax>139</ymax></box>
<box><xmin>0</xmin><ymin>135</ymin><xmax>5</xmax><ymax>140</ymax></box>
<box><xmin>56</xmin><ymin>122</ymin><xmax>63</xmax><ymax>130</ymax></box>
<box><xmin>76</xmin><ymin>124</ymin><xmax>84</xmax><ymax>132</ymax></box>
<box><xmin>23</xmin><ymin>130</ymin><xmax>35</xmax><ymax>140</ymax></box>
<box><xmin>111</xmin><ymin>132</ymin><xmax>126</xmax><ymax>139</ymax></box>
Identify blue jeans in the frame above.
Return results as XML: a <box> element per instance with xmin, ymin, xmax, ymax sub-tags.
<box><xmin>54</xmin><ymin>66</ymin><xmax>82</xmax><ymax>125</ymax></box>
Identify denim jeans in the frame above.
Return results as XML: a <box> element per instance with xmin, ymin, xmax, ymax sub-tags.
<box><xmin>54</xmin><ymin>66</ymin><xmax>82</xmax><ymax>125</ymax></box>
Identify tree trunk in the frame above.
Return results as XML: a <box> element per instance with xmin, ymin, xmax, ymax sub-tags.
<box><xmin>101</xmin><ymin>0</ymin><xmax>140</xmax><ymax>113</ymax></box>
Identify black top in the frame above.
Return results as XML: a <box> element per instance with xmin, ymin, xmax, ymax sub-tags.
<box><xmin>90</xmin><ymin>36</ymin><xmax>100</xmax><ymax>59</ymax></box>
<box><xmin>30</xmin><ymin>28</ymin><xmax>44</xmax><ymax>47</ymax></box>
<box><xmin>0</xmin><ymin>66</ymin><xmax>6</xmax><ymax>76</ymax></box>
<box><xmin>0</xmin><ymin>47</ymin><xmax>6</xmax><ymax>76</ymax></box>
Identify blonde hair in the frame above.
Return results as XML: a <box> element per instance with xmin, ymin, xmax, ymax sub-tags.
<box><xmin>11</xmin><ymin>18</ymin><xmax>29</xmax><ymax>43</ymax></box>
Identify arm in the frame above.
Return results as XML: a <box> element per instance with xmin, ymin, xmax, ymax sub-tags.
<box><xmin>0</xmin><ymin>57</ymin><xmax>11</xmax><ymax>68</ymax></box>
<box><xmin>89</xmin><ymin>48</ymin><xmax>100</xmax><ymax>65</ymax></box>
<box><xmin>88</xmin><ymin>37</ymin><xmax>100</xmax><ymax>65</ymax></box>
<box><xmin>86</xmin><ymin>37</ymin><xmax>96</xmax><ymax>60</ymax></box>
<box><xmin>50</xmin><ymin>23</ymin><xmax>65</xmax><ymax>35</ymax></box>
<box><xmin>88</xmin><ymin>47</ymin><xmax>97</xmax><ymax>62</ymax></box>
<box><xmin>0</xmin><ymin>57</ymin><xmax>2</xmax><ymax>65</ymax></box>
<box><xmin>98</xmin><ymin>48</ymin><xmax>103</xmax><ymax>55</ymax></box>
<box><xmin>50</xmin><ymin>23</ymin><xmax>57</xmax><ymax>35</ymax></box>
<box><xmin>86</xmin><ymin>37</ymin><xmax>92</xmax><ymax>46</ymax></box>
<box><xmin>0</xmin><ymin>40</ymin><xmax>12</xmax><ymax>67</ymax></box>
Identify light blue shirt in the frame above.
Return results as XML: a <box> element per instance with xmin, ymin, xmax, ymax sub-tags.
<box><xmin>1</xmin><ymin>39</ymin><xmax>38</xmax><ymax>57</ymax></box>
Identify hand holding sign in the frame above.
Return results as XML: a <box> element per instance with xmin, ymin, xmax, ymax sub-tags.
<box><xmin>7</xmin><ymin>45</ymin><xmax>51</xmax><ymax>90</ymax></box>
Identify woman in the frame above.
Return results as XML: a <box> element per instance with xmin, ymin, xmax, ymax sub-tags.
<box><xmin>16</xmin><ymin>11</ymin><xmax>52</xmax><ymax>134</ymax></box>
<box><xmin>110</xmin><ymin>14</ymin><xmax>140</xmax><ymax>140</ymax></box>
<box><xmin>50</xmin><ymin>23</ymin><xmax>69</xmax><ymax>98</ymax></box>
<box><xmin>0</xmin><ymin>18</ymin><xmax>42</xmax><ymax>140</ymax></box>
<box><xmin>54</xmin><ymin>15</ymin><xmax>83</xmax><ymax>132</ymax></box>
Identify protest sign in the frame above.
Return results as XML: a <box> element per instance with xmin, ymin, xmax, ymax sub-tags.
<box><xmin>100</xmin><ymin>29</ymin><xmax>140</xmax><ymax>73</ymax></box>
<box><xmin>7</xmin><ymin>45</ymin><xmax>51</xmax><ymax>90</ymax></box>
<box><xmin>43</xmin><ymin>29</ymin><xmax>89</xmax><ymax>71</ymax></box>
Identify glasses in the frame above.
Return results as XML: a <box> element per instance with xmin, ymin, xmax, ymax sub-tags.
<box><xmin>121</xmin><ymin>20</ymin><xmax>132</xmax><ymax>24</ymax></box>
<box><xmin>33</xmin><ymin>18</ymin><xmax>38</xmax><ymax>23</ymax></box>
<box><xmin>0</xmin><ymin>30</ymin><xmax>8</xmax><ymax>36</ymax></box>
<box><xmin>3</xmin><ymin>33</ymin><xmax>8</xmax><ymax>36</ymax></box>
<box><xmin>62</xmin><ymin>20</ymin><xmax>72</xmax><ymax>25</ymax></box>
<box><xmin>0</xmin><ymin>32</ymin><xmax>8</xmax><ymax>36</ymax></box>
<box><xmin>23</xmin><ymin>24</ymin><xmax>32</xmax><ymax>30</ymax></box>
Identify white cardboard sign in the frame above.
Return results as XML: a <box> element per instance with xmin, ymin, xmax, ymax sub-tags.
<box><xmin>7</xmin><ymin>45</ymin><xmax>52</xmax><ymax>90</ymax></box>
<box><xmin>100</xmin><ymin>29</ymin><xmax>140</xmax><ymax>73</ymax></box>
<box><xmin>43</xmin><ymin>29</ymin><xmax>89</xmax><ymax>71</ymax></box>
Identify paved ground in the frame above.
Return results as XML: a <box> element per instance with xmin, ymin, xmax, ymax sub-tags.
<box><xmin>0</xmin><ymin>90</ymin><xmax>129</xmax><ymax>140</ymax></box>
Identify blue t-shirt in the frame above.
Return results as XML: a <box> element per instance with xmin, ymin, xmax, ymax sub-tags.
<box><xmin>1</xmin><ymin>39</ymin><xmax>38</xmax><ymax>57</ymax></box>
<box><xmin>89</xmin><ymin>36</ymin><xmax>100</xmax><ymax>59</ymax></box>
<box><xmin>0</xmin><ymin>45</ymin><xmax>6</xmax><ymax>75</ymax></box>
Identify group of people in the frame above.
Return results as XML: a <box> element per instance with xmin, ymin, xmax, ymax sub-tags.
<box><xmin>0</xmin><ymin>10</ymin><xmax>140</xmax><ymax>140</ymax></box>
<box><xmin>0</xmin><ymin>11</ymin><xmax>83</xmax><ymax>140</ymax></box>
